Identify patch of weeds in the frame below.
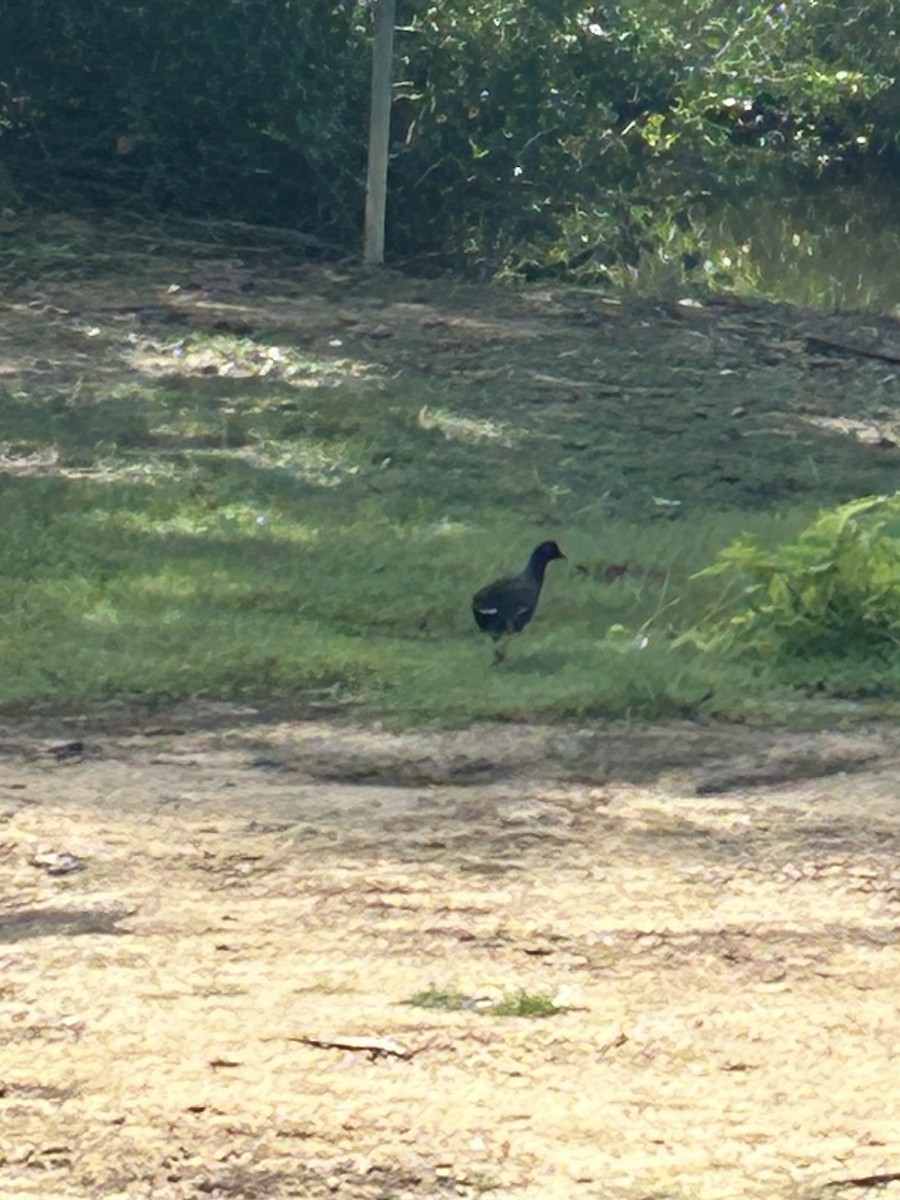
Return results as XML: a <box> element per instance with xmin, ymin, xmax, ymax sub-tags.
<box><xmin>489</xmin><ymin>989</ymin><xmax>562</xmax><ymax>1018</ymax></box>
<box><xmin>403</xmin><ymin>988</ymin><xmax>471</xmax><ymax>1012</ymax></box>
<box><xmin>403</xmin><ymin>988</ymin><xmax>565</xmax><ymax>1018</ymax></box>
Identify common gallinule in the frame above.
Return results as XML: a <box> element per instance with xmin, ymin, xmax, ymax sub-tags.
<box><xmin>472</xmin><ymin>540</ymin><xmax>566</xmax><ymax>663</ymax></box>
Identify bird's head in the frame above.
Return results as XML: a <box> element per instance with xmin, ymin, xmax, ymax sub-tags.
<box><xmin>534</xmin><ymin>540</ymin><xmax>566</xmax><ymax>563</ymax></box>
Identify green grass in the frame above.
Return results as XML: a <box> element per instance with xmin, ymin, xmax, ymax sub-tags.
<box><xmin>403</xmin><ymin>989</ymin><xmax>473</xmax><ymax>1012</ymax></box>
<box><xmin>403</xmin><ymin>988</ymin><xmax>565</xmax><ymax>1018</ymax></box>
<box><xmin>2</xmin><ymin>219</ymin><xmax>899</xmax><ymax>725</ymax></box>
<box><xmin>0</xmin><ymin>456</ymin><xmax>811</xmax><ymax>723</ymax></box>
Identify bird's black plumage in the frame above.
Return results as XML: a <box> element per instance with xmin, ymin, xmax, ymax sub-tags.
<box><xmin>472</xmin><ymin>540</ymin><xmax>565</xmax><ymax>661</ymax></box>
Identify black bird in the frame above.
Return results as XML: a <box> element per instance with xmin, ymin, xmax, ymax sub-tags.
<box><xmin>472</xmin><ymin>540</ymin><xmax>566</xmax><ymax>663</ymax></box>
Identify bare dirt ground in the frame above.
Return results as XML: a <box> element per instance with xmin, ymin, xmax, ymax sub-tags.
<box><xmin>3</xmin><ymin>708</ymin><xmax>900</xmax><ymax>1200</ymax></box>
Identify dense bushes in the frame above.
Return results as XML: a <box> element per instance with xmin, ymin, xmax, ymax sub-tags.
<box><xmin>1</xmin><ymin>0</ymin><xmax>897</xmax><ymax>273</ymax></box>
<box><xmin>389</xmin><ymin>1</ymin><xmax>900</xmax><ymax>274</ymax></box>
<box><xmin>0</xmin><ymin>0</ymin><xmax>369</xmax><ymax>237</ymax></box>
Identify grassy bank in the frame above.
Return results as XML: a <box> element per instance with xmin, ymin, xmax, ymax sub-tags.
<box><xmin>1</xmin><ymin>219</ymin><xmax>898</xmax><ymax>724</ymax></box>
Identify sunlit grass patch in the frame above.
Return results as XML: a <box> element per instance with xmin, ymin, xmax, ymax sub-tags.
<box><xmin>129</xmin><ymin>328</ymin><xmax>380</xmax><ymax>388</ymax></box>
<box><xmin>234</xmin><ymin>437</ymin><xmax>359</xmax><ymax>485</ymax></box>
<box><xmin>418</xmin><ymin>405</ymin><xmax>519</xmax><ymax>447</ymax></box>
<box><xmin>0</xmin><ymin>443</ymin><xmax>60</xmax><ymax>475</ymax></box>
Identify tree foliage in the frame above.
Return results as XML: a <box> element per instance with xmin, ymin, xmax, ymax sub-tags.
<box><xmin>390</xmin><ymin>0</ymin><xmax>899</xmax><ymax>273</ymax></box>
<box><xmin>0</xmin><ymin>0</ymin><xmax>369</xmax><ymax>237</ymax></box>
<box><xmin>0</xmin><ymin>0</ymin><xmax>897</xmax><ymax>272</ymax></box>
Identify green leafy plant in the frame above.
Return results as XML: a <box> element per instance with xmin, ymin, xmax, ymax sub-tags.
<box><xmin>682</xmin><ymin>494</ymin><xmax>900</xmax><ymax>658</ymax></box>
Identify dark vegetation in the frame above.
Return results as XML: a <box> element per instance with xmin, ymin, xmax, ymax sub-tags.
<box><xmin>2</xmin><ymin>2</ymin><xmax>899</xmax><ymax>291</ymax></box>
<box><xmin>0</xmin><ymin>4</ymin><xmax>898</xmax><ymax>724</ymax></box>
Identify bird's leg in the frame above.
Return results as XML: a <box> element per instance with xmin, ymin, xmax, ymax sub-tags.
<box><xmin>492</xmin><ymin>642</ymin><xmax>507</xmax><ymax>666</ymax></box>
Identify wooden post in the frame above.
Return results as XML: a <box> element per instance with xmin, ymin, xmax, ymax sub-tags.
<box><xmin>364</xmin><ymin>0</ymin><xmax>396</xmax><ymax>265</ymax></box>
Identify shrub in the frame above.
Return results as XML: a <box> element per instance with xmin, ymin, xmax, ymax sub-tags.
<box><xmin>683</xmin><ymin>494</ymin><xmax>900</xmax><ymax>659</ymax></box>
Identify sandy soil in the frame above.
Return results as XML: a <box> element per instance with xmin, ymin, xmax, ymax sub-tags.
<box><xmin>2</xmin><ymin>707</ymin><xmax>900</xmax><ymax>1199</ymax></box>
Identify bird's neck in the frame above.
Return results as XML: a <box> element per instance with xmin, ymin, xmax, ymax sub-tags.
<box><xmin>526</xmin><ymin>552</ymin><xmax>550</xmax><ymax>583</ymax></box>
